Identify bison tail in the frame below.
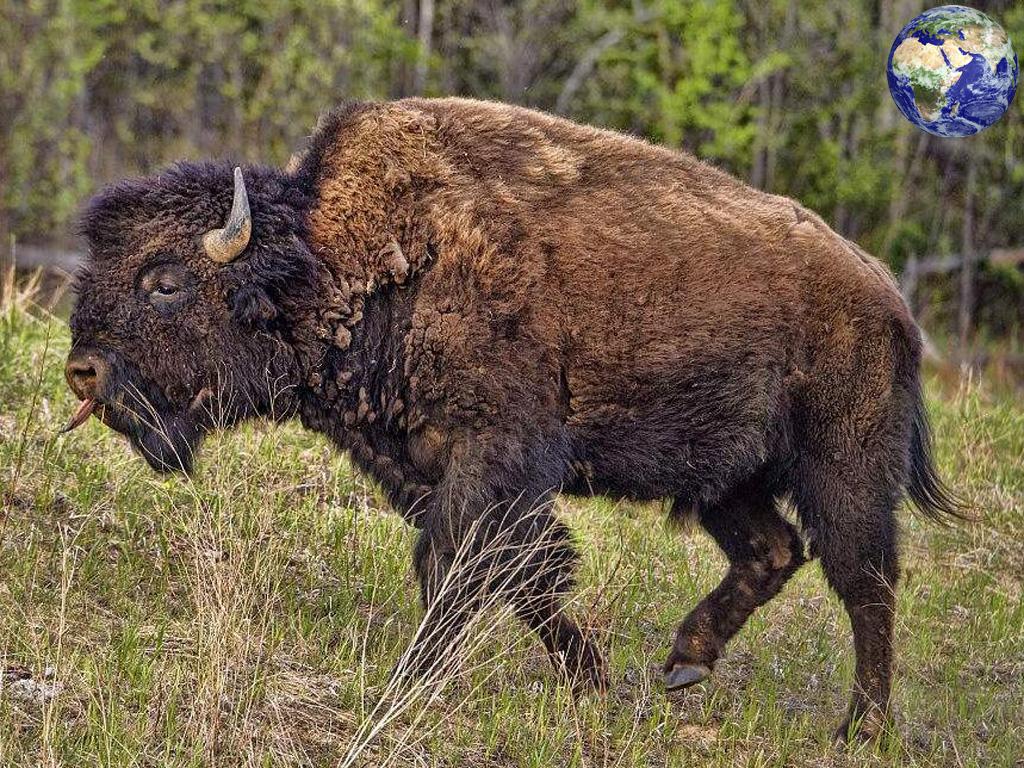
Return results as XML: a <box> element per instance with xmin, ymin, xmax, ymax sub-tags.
<box><xmin>906</xmin><ymin>386</ymin><xmax>969</xmax><ymax>524</ymax></box>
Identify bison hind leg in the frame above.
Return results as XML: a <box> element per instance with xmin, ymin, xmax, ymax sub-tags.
<box><xmin>664</xmin><ymin>479</ymin><xmax>806</xmax><ymax>689</ymax></box>
<box><xmin>792</xmin><ymin>452</ymin><xmax>901</xmax><ymax>743</ymax></box>
<box><xmin>790</xmin><ymin>320</ymin><xmax>919</xmax><ymax>741</ymax></box>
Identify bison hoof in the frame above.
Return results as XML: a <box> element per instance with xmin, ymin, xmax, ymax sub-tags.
<box><xmin>663</xmin><ymin>662</ymin><xmax>711</xmax><ymax>691</ymax></box>
<box><xmin>832</xmin><ymin>708</ymin><xmax>888</xmax><ymax>745</ymax></box>
<box><xmin>556</xmin><ymin>643</ymin><xmax>608</xmax><ymax>696</ymax></box>
<box><xmin>569</xmin><ymin>666</ymin><xmax>609</xmax><ymax>697</ymax></box>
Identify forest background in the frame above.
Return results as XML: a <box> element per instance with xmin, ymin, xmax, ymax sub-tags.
<box><xmin>2</xmin><ymin>0</ymin><xmax>1023</xmax><ymax>348</ymax></box>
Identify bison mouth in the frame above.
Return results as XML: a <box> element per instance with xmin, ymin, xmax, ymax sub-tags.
<box><xmin>62</xmin><ymin>386</ymin><xmax>212</xmax><ymax>475</ymax></box>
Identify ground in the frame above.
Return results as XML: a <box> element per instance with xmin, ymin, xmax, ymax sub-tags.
<box><xmin>1</xmin><ymin>279</ymin><xmax>1022</xmax><ymax>767</ymax></box>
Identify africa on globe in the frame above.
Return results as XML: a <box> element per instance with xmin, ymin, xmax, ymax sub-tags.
<box><xmin>887</xmin><ymin>5</ymin><xmax>1018</xmax><ymax>137</ymax></box>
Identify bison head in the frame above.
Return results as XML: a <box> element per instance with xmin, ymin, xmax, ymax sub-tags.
<box><xmin>65</xmin><ymin>162</ymin><xmax>317</xmax><ymax>473</ymax></box>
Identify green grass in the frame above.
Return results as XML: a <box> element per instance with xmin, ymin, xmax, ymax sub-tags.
<box><xmin>1</xmin><ymin>279</ymin><xmax>1022</xmax><ymax>767</ymax></box>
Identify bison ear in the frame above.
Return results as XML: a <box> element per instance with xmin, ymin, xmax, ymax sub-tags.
<box><xmin>230</xmin><ymin>284</ymin><xmax>279</xmax><ymax>329</ymax></box>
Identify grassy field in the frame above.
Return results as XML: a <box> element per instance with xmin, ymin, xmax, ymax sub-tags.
<box><xmin>1</xmin><ymin>277</ymin><xmax>1022</xmax><ymax>767</ymax></box>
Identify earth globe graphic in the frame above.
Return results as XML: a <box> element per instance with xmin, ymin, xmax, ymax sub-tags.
<box><xmin>887</xmin><ymin>5</ymin><xmax>1018</xmax><ymax>137</ymax></box>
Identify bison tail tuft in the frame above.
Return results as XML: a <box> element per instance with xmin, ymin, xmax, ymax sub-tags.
<box><xmin>907</xmin><ymin>388</ymin><xmax>970</xmax><ymax>524</ymax></box>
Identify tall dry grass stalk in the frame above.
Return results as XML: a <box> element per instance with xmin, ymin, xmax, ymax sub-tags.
<box><xmin>338</xmin><ymin>496</ymin><xmax>598</xmax><ymax>768</ymax></box>
<box><xmin>105</xmin><ymin>380</ymin><xmax>287</xmax><ymax>762</ymax></box>
<box><xmin>0</xmin><ymin>260</ymin><xmax>43</xmax><ymax>315</ymax></box>
<box><xmin>1</xmin><ymin>238</ymin><xmax>73</xmax><ymax>319</ymax></box>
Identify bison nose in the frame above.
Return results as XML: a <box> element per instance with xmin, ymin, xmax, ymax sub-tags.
<box><xmin>65</xmin><ymin>349</ymin><xmax>110</xmax><ymax>401</ymax></box>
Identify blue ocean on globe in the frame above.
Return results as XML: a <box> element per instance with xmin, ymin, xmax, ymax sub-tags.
<box><xmin>887</xmin><ymin>5</ymin><xmax>1018</xmax><ymax>137</ymax></box>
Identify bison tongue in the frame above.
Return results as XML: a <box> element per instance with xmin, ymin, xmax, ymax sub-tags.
<box><xmin>60</xmin><ymin>398</ymin><xmax>96</xmax><ymax>433</ymax></box>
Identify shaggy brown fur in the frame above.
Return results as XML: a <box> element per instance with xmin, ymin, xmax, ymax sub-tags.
<box><xmin>66</xmin><ymin>98</ymin><xmax>961</xmax><ymax>741</ymax></box>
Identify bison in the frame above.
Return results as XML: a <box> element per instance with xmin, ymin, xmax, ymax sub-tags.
<box><xmin>64</xmin><ymin>98</ymin><xmax>961</xmax><ymax>741</ymax></box>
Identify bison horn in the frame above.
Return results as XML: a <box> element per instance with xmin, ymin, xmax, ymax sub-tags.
<box><xmin>203</xmin><ymin>166</ymin><xmax>251</xmax><ymax>263</ymax></box>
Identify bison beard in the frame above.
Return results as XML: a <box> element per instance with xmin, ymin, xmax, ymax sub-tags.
<box><xmin>62</xmin><ymin>355</ymin><xmax>207</xmax><ymax>473</ymax></box>
<box><xmin>65</xmin><ymin>98</ymin><xmax>964</xmax><ymax>742</ymax></box>
<box><xmin>121</xmin><ymin>408</ymin><xmax>203</xmax><ymax>474</ymax></box>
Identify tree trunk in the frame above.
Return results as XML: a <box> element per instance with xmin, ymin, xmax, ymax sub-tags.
<box><xmin>958</xmin><ymin>156</ymin><xmax>977</xmax><ymax>351</ymax></box>
<box><xmin>764</xmin><ymin>0</ymin><xmax>796</xmax><ymax>191</ymax></box>
<box><xmin>750</xmin><ymin>78</ymin><xmax>768</xmax><ymax>189</ymax></box>
<box><xmin>413</xmin><ymin>0</ymin><xmax>435</xmax><ymax>95</ymax></box>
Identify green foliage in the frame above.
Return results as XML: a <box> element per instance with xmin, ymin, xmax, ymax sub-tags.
<box><xmin>0</xmin><ymin>0</ymin><xmax>416</xmax><ymax>243</ymax></box>
<box><xmin>583</xmin><ymin>0</ymin><xmax>758</xmax><ymax>164</ymax></box>
<box><xmin>1</xmin><ymin>0</ymin><xmax>103</xmax><ymax>238</ymax></box>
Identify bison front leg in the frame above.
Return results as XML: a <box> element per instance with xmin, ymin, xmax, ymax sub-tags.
<box><xmin>506</xmin><ymin>509</ymin><xmax>607</xmax><ymax>693</ymax></box>
<box><xmin>399</xmin><ymin>441</ymin><xmax>605</xmax><ymax>691</ymax></box>
<box><xmin>401</xmin><ymin>528</ymin><xmax>476</xmax><ymax>681</ymax></box>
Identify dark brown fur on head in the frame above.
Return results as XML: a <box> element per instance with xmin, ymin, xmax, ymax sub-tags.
<box><xmin>71</xmin><ymin>161</ymin><xmax>320</xmax><ymax>471</ymax></box>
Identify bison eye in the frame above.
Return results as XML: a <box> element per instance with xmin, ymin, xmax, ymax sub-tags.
<box><xmin>148</xmin><ymin>278</ymin><xmax>185</xmax><ymax>307</ymax></box>
<box><xmin>153</xmin><ymin>283</ymin><xmax>178</xmax><ymax>298</ymax></box>
<box><xmin>137</xmin><ymin>262</ymin><xmax>194</xmax><ymax>313</ymax></box>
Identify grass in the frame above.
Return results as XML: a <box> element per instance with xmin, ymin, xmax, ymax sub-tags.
<box><xmin>1</xmin><ymin>273</ymin><xmax>1022</xmax><ymax>767</ymax></box>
